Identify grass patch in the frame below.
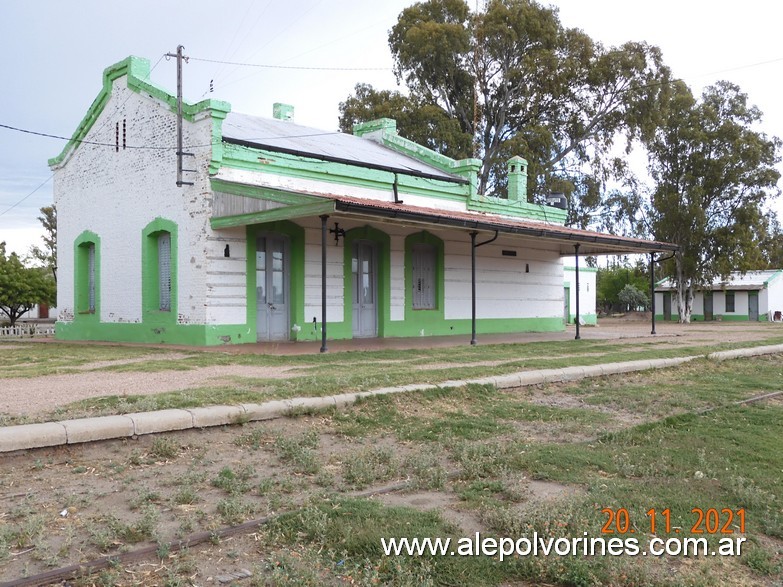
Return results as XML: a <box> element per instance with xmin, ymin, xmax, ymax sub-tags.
<box><xmin>265</xmin><ymin>497</ymin><xmax>509</xmax><ymax>586</ymax></box>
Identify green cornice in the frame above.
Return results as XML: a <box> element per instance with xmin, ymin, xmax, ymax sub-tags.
<box><xmin>468</xmin><ymin>195</ymin><xmax>568</xmax><ymax>224</ymax></box>
<box><xmin>377</xmin><ymin>131</ymin><xmax>481</xmax><ymax>192</ymax></box>
<box><xmin>49</xmin><ymin>56</ymin><xmax>231</xmax><ymax>168</ymax></box>
<box><xmin>763</xmin><ymin>269</ymin><xmax>783</xmax><ymax>287</ymax></box>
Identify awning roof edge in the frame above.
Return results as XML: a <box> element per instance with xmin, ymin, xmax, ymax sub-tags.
<box><xmin>210</xmin><ymin>180</ymin><xmax>678</xmax><ymax>256</ymax></box>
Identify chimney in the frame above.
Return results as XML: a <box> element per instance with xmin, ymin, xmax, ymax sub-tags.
<box><xmin>273</xmin><ymin>103</ymin><xmax>294</xmax><ymax>122</ymax></box>
<box><xmin>507</xmin><ymin>156</ymin><xmax>528</xmax><ymax>202</ymax></box>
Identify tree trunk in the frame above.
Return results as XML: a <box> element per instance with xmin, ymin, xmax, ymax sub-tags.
<box><xmin>674</xmin><ymin>254</ymin><xmax>693</xmax><ymax>323</ymax></box>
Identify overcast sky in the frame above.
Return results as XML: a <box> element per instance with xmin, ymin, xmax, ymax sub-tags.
<box><xmin>2</xmin><ymin>0</ymin><xmax>782</xmax><ymax>256</ymax></box>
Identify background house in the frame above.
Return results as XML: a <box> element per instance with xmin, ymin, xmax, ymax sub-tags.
<box><xmin>655</xmin><ymin>270</ymin><xmax>783</xmax><ymax>321</ymax></box>
<box><xmin>50</xmin><ymin>56</ymin><xmax>674</xmax><ymax>345</ymax></box>
<box><xmin>563</xmin><ymin>265</ymin><xmax>597</xmax><ymax>325</ymax></box>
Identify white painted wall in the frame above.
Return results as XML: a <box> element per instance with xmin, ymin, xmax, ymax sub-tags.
<box><xmin>563</xmin><ymin>266</ymin><xmax>597</xmax><ymax>319</ymax></box>
<box><xmin>54</xmin><ymin>76</ymin><xmax>217</xmax><ymax>326</ymax></box>
<box><xmin>765</xmin><ymin>274</ymin><xmax>783</xmax><ymax>319</ymax></box>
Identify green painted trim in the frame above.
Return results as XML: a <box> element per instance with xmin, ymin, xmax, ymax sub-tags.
<box><xmin>49</xmin><ymin>56</ymin><xmax>231</xmax><ymax>168</ymax></box>
<box><xmin>246</xmin><ymin>221</ymin><xmax>306</xmax><ymax>343</ymax></box>
<box><xmin>210</xmin><ymin>178</ymin><xmax>325</xmax><ymax>206</ymax></box>
<box><xmin>386</xmin><ymin>316</ymin><xmax>564</xmax><ymax>338</ymax></box>
<box><xmin>221</xmin><ymin>145</ymin><xmax>472</xmax><ymax>204</ymax></box>
<box><xmin>716</xmin><ymin>314</ymin><xmax>751</xmax><ymax>322</ymax></box>
<box><xmin>55</xmin><ymin>321</ymin><xmax>253</xmax><ymax>346</ymax></box>
<box><xmin>763</xmin><ymin>270</ymin><xmax>783</xmax><ymax>286</ymax></box>
<box><xmin>342</xmin><ymin>226</ymin><xmax>392</xmax><ymax>337</ymax></box>
<box><xmin>142</xmin><ymin>218</ymin><xmax>178</xmax><ymax>324</ymax></box>
<box><xmin>352</xmin><ymin>118</ymin><xmax>481</xmax><ymax>190</ymax></box>
<box><xmin>376</xmin><ymin>131</ymin><xmax>482</xmax><ymax>184</ymax></box>
<box><xmin>56</xmin><ymin>316</ymin><xmax>565</xmax><ymax>345</ymax></box>
<box><xmin>211</xmin><ymin>201</ymin><xmax>335</xmax><ymax>229</ymax></box>
<box><xmin>467</xmin><ymin>195</ymin><xmax>568</xmax><ymax>224</ymax></box>
<box><xmin>73</xmin><ymin>231</ymin><xmax>100</xmax><ymax>323</ymax></box>
<box><xmin>404</xmin><ymin>231</ymin><xmax>445</xmax><ymax>327</ymax></box>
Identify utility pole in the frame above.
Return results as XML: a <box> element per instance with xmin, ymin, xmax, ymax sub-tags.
<box><xmin>166</xmin><ymin>45</ymin><xmax>195</xmax><ymax>186</ymax></box>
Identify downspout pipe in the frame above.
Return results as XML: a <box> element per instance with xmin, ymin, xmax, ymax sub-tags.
<box><xmin>470</xmin><ymin>230</ymin><xmax>499</xmax><ymax>346</ymax></box>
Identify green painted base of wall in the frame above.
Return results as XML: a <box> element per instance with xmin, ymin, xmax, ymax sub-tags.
<box><xmin>717</xmin><ymin>314</ymin><xmax>752</xmax><ymax>322</ymax></box>
<box><xmin>653</xmin><ymin>314</ymin><xmax>762</xmax><ymax>323</ymax></box>
<box><xmin>57</xmin><ymin>316</ymin><xmax>566</xmax><ymax>346</ymax></box>
<box><xmin>567</xmin><ymin>313</ymin><xmax>597</xmax><ymax>326</ymax></box>
<box><xmin>56</xmin><ymin>321</ymin><xmax>254</xmax><ymax>346</ymax></box>
<box><xmin>295</xmin><ymin>316</ymin><xmax>565</xmax><ymax>342</ymax></box>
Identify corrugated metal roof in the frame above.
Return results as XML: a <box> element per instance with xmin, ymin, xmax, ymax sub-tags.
<box><xmin>656</xmin><ymin>270</ymin><xmax>783</xmax><ymax>291</ymax></box>
<box><xmin>319</xmin><ymin>193</ymin><xmax>678</xmax><ymax>256</ymax></box>
<box><xmin>221</xmin><ymin>113</ymin><xmax>465</xmax><ymax>183</ymax></box>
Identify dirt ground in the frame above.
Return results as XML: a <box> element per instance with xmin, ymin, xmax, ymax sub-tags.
<box><xmin>3</xmin><ymin>319</ymin><xmax>782</xmax><ymax>418</ymax></box>
<box><xmin>2</xmin><ymin>319</ymin><xmax>782</xmax><ymax>585</ymax></box>
<box><xmin>0</xmin><ymin>381</ymin><xmax>616</xmax><ymax>585</ymax></box>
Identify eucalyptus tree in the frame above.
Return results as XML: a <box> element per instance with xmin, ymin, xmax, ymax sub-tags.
<box><xmin>646</xmin><ymin>81</ymin><xmax>780</xmax><ymax>322</ymax></box>
<box><xmin>339</xmin><ymin>0</ymin><xmax>670</xmax><ymax>226</ymax></box>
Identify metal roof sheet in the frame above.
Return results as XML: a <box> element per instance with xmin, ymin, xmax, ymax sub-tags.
<box><xmin>221</xmin><ymin>113</ymin><xmax>464</xmax><ymax>183</ymax></box>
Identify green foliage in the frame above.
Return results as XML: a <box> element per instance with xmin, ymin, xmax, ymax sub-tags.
<box><xmin>29</xmin><ymin>205</ymin><xmax>57</xmax><ymax>283</ymax></box>
<box><xmin>596</xmin><ymin>264</ymin><xmax>649</xmax><ymax>312</ymax></box>
<box><xmin>339</xmin><ymin>0</ymin><xmax>670</xmax><ymax>216</ymax></box>
<box><xmin>617</xmin><ymin>283</ymin><xmax>650</xmax><ymax>311</ymax></box>
<box><xmin>644</xmin><ymin>81</ymin><xmax>781</xmax><ymax>321</ymax></box>
<box><xmin>0</xmin><ymin>241</ymin><xmax>56</xmax><ymax>326</ymax></box>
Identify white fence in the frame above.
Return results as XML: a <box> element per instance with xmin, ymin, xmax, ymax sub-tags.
<box><xmin>0</xmin><ymin>324</ymin><xmax>56</xmax><ymax>338</ymax></box>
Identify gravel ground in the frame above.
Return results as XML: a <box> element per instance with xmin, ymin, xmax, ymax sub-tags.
<box><xmin>1</xmin><ymin>365</ymin><xmax>299</xmax><ymax>418</ymax></box>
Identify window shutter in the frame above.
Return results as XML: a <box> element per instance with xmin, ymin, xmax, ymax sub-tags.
<box><xmin>412</xmin><ymin>244</ymin><xmax>436</xmax><ymax>310</ymax></box>
<box><xmin>88</xmin><ymin>243</ymin><xmax>96</xmax><ymax>313</ymax></box>
<box><xmin>158</xmin><ymin>233</ymin><xmax>171</xmax><ymax>311</ymax></box>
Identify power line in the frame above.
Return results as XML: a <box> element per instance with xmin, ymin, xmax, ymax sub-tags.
<box><xmin>0</xmin><ymin>56</ymin><xmax>168</xmax><ymax>220</ymax></box>
<box><xmin>0</xmin><ymin>175</ymin><xmax>52</xmax><ymax>217</ymax></box>
<box><xmin>0</xmin><ymin>122</ymin><xmax>345</xmax><ymax>150</ymax></box>
<box><xmin>188</xmin><ymin>56</ymin><xmax>389</xmax><ymax>71</ymax></box>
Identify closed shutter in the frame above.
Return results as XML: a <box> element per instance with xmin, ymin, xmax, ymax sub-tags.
<box><xmin>412</xmin><ymin>244</ymin><xmax>436</xmax><ymax>310</ymax></box>
<box><xmin>88</xmin><ymin>243</ymin><xmax>96</xmax><ymax>313</ymax></box>
<box><xmin>158</xmin><ymin>233</ymin><xmax>171</xmax><ymax>311</ymax></box>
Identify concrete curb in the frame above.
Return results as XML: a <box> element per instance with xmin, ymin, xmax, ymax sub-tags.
<box><xmin>1</xmin><ymin>345</ymin><xmax>781</xmax><ymax>453</ymax></box>
<box><xmin>706</xmin><ymin>343</ymin><xmax>783</xmax><ymax>361</ymax></box>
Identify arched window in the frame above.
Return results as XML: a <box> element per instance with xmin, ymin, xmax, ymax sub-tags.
<box><xmin>74</xmin><ymin>232</ymin><xmax>100</xmax><ymax>316</ymax></box>
<box><xmin>142</xmin><ymin>218</ymin><xmax>177</xmax><ymax>318</ymax></box>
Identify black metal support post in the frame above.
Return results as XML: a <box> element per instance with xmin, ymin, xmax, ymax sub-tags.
<box><xmin>470</xmin><ymin>231</ymin><xmax>477</xmax><ymax>346</ymax></box>
<box><xmin>650</xmin><ymin>252</ymin><xmax>656</xmax><ymax>335</ymax></box>
<box><xmin>574</xmin><ymin>243</ymin><xmax>581</xmax><ymax>340</ymax></box>
<box><xmin>469</xmin><ymin>230</ymin><xmax>499</xmax><ymax>346</ymax></box>
<box><xmin>320</xmin><ymin>215</ymin><xmax>328</xmax><ymax>353</ymax></box>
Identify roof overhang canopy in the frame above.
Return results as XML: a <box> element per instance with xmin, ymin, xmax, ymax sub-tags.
<box><xmin>210</xmin><ymin>185</ymin><xmax>678</xmax><ymax>257</ymax></box>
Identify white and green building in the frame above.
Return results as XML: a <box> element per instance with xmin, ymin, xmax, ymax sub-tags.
<box><xmin>563</xmin><ymin>265</ymin><xmax>597</xmax><ymax>326</ymax></box>
<box><xmin>51</xmin><ymin>56</ymin><xmax>675</xmax><ymax>346</ymax></box>
<box><xmin>655</xmin><ymin>270</ymin><xmax>783</xmax><ymax>322</ymax></box>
